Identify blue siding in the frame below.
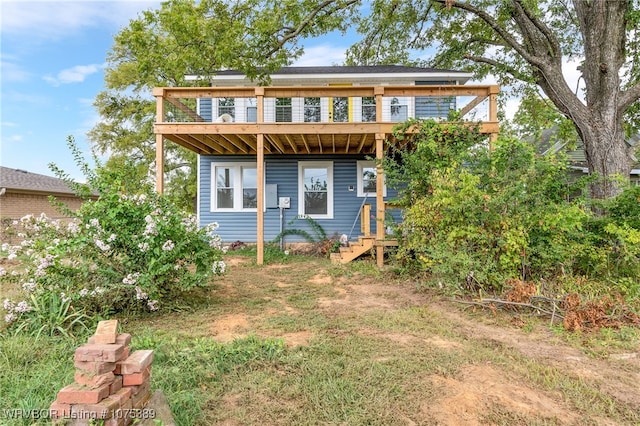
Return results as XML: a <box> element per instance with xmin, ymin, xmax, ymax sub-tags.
<box><xmin>415</xmin><ymin>80</ymin><xmax>457</xmax><ymax>119</ymax></box>
<box><xmin>199</xmin><ymin>99</ymin><xmax>212</xmax><ymax>121</ymax></box>
<box><xmin>199</xmin><ymin>155</ymin><xmax>401</xmax><ymax>243</ymax></box>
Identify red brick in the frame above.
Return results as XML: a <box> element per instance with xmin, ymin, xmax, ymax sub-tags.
<box><xmin>74</xmin><ymin>343</ymin><xmax>125</xmax><ymax>363</ymax></box>
<box><xmin>110</xmin><ymin>375</ymin><xmax>123</xmax><ymax>394</ymax></box>
<box><xmin>121</xmin><ymin>366</ymin><xmax>151</xmax><ymax>386</ymax></box>
<box><xmin>116</xmin><ymin>350</ymin><xmax>154</xmax><ymax>374</ymax></box>
<box><xmin>88</xmin><ymin>332</ymin><xmax>131</xmax><ymax>347</ymax></box>
<box><xmin>90</xmin><ymin>319</ymin><xmax>118</xmax><ymax>344</ymax></box>
<box><xmin>49</xmin><ymin>400</ymin><xmax>71</xmax><ymax>418</ymax></box>
<box><xmin>111</xmin><ymin>387</ymin><xmax>132</xmax><ymax>405</ymax></box>
<box><xmin>118</xmin><ymin>346</ymin><xmax>130</xmax><ymax>361</ymax></box>
<box><xmin>74</xmin><ymin>360</ymin><xmax>116</xmax><ymax>375</ymax></box>
<box><xmin>125</xmin><ymin>380</ymin><xmax>150</xmax><ymax>398</ymax></box>
<box><xmin>56</xmin><ymin>382</ymin><xmax>111</xmax><ymax>404</ymax></box>
<box><xmin>74</xmin><ymin>371</ymin><xmax>115</xmax><ymax>388</ymax></box>
<box><xmin>130</xmin><ymin>382</ymin><xmax>152</xmax><ymax>410</ymax></box>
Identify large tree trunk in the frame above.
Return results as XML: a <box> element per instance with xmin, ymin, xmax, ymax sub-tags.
<box><xmin>575</xmin><ymin>119</ymin><xmax>631</xmax><ymax>199</ymax></box>
<box><xmin>572</xmin><ymin>0</ymin><xmax>632</xmax><ymax>198</ymax></box>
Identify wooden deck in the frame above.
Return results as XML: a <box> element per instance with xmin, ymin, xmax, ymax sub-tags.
<box><xmin>153</xmin><ymin>84</ymin><xmax>499</xmax><ymax>266</ymax></box>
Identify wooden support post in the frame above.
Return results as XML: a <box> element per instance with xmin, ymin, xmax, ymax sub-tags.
<box><xmin>256</xmin><ymin>87</ymin><xmax>265</xmax><ymax>265</ymax></box>
<box><xmin>375</xmin><ymin>133</ymin><xmax>385</xmax><ymax>268</ymax></box>
<box><xmin>154</xmin><ymin>90</ymin><xmax>165</xmax><ymax>194</ymax></box>
<box><xmin>488</xmin><ymin>85</ymin><xmax>500</xmax><ymax>149</ymax></box>
<box><xmin>155</xmin><ymin>135</ymin><xmax>164</xmax><ymax>194</ymax></box>
<box><xmin>361</xmin><ymin>204</ymin><xmax>371</xmax><ymax>236</ymax></box>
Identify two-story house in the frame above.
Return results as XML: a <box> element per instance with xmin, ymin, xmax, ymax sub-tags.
<box><xmin>153</xmin><ymin>65</ymin><xmax>499</xmax><ymax>265</ymax></box>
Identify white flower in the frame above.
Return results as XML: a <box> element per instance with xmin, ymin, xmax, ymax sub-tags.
<box><xmin>212</xmin><ymin>260</ymin><xmax>226</xmax><ymax>274</ymax></box>
<box><xmin>107</xmin><ymin>234</ymin><xmax>117</xmax><ymax>242</ymax></box>
<box><xmin>3</xmin><ymin>299</ymin><xmax>14</xmax><ymax>310</ymax></box>
<box><xmin>79</xmin><ymin>288</ymin><xmax>89</xmax><ymax>297</ymax></box>
<box><xmin>147</xmin><ymin>299</ymin><xmax>159</xmax><ymax>311</ymax></box>
<box><xmin>135</xmin><ymin>286</ymin><xmax>148</xmax><ymax>301</ymax></box>
<box><xmin>90</xmin><ymin>218</ymin><xmax>100</xmax><ymax>228</ymax></box>
<box><xmin>95</xmin><ymin>239</ymin><xmax>111</xmax><ymax>251</ymax></box>
<box><xmin>22</xmin><ymin>281</ymin><xmax>36</xmax><ymax>292</ymax></box>
<box><xmin>138</xmin><ymin>242</ymin><xmax>150</xmax><ymax>252</ymax></box>
<box><xmin>90</xmin><ymin>287</ymin><xmax>104</xmax><ymax>296</ymax></box>
<box><xmin>122</xmin><ymin>273</ymin><xmax>140</xmax><ymax>285</ymax></box>
<box><xmin>7</xmin><ymin>252</ymin><xmax>17</xmax><ymax>260</ymax></box>
<box><xmin>4</xmin><ymin>312</ymin><xmax>17</xmax><ymax>323</ymax></box>
<box><xmin>1</xmin><ymin>243</ymin><xmax>9</xmax><ymax>251</ymax></box>
<box><xmin>0</xmin><ymin>268</ymin><xmax>6</xmax><ymax>277</ymax></box>
<box><xmin>59</xmin><ymin>293</ymin><xmax>71</xmax><ymax>304</ymax></box>
<box><xmin>20</xmin><ymin>240</ymin><xmax>33</xmax><ymax>247</ymax></box>
<box><xmin>67</xmin><ymin>221</ymin><xmax>80</xmax><ymax>234</ymax></box>
<box><xmin>162</xmin><ymin>240</ymin><xmax>175</xmax><ymax>251</ymax></box>
<box><xmin>14</xmin><ymin>301</ymin><xmax>31</xmax><ymax>313</ymax></box>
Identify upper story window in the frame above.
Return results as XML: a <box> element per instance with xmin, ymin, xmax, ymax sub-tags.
<box><xmin>246</xmin><ymin>98</ymin><xmax>257</xmax><ymax>122</ymax></box>
<box><xmin>212</xmin><ymin>162</ymin><xmax>257</xmax><ymax>211</ymax></box>
<box><xmin>276</xmin><ymin>98</ymin><xmax>292</xmax><ymax>122</ymax></box>
<box><xmin>298</xmin><ymin>161</ymin><xmax>333</xmax><ymax>219</ymax></box>
<box><xmin>357</xmin><ymin>160</ymin><xmax>386</xmax><ymax>197</ymax></box>
<box><xmin>304</xmin><ymin>97</ymin><xmax>321</xmax><ymax>122</ymax></box>
<box><xmin>390</xmin><ymin>97</ymin><xmax>408</xmax><ymax>121</ymax></box>
<box><xmin>362</xmin><ymin>97</ymin><xmax>376</xmax><ymax>122</ymax></box>
<box><xmin>218</xmin><ymin>98</ymin><xmax>235</xmax><ymax>119</ymax></box>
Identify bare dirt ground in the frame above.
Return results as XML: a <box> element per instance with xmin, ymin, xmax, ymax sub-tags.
<box><xmin>206</xmin><ymin>256</ymin><xmax>640</xmax><ymax>425</ymax></box>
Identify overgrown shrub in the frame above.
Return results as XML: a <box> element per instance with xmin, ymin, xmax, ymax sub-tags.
<box><xmin>1</xmin><ymin>138</ymin><xmax>225</xmax><ymax>336</ymax></box>
<box><xmin>386</xmin><ymin>120</ymin><xmax>638</xmax><ymax>298</ymax></box>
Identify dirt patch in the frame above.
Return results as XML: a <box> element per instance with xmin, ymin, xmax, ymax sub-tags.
<box><xmin>307</xmin><ymin>273</ymin><xmax>332</xmax><ymax>285</ymax></box>
<box><xmin>318</xmin><ymin>281</ymin><xmax>427</xmax><ymax>311</ymax></box>
<box><xmin>424</xmin><ymin>364</ymin><xmax>578</xmax><ymax>425</ymax></box>
<box><xmin>210</xmin><ymin>313</ymin><xmax>250</xmax><ymax>342</ymax></box>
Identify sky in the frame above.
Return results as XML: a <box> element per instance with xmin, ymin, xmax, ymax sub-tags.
<box><xmin>0</xmin><ymin>0</ymin><xmax>350</xmax><ymax>181</ymax></box>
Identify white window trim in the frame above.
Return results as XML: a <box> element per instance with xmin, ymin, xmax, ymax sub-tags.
<box><xmin>211</xmin><ymin>162</ymin><xmax>260</xmax><ymax>212</ymax></box>
<box><xmin>298</xmin><ymin>161</ymin><xmax>334</xmax><ymax>219</ymax></box>
<box><xmin>357</xmin><ymin>160</ymin><xmax>386</xmax><ymax>197</ymax></box>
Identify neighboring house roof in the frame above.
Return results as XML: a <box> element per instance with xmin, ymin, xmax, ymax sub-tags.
<box><xmin>0</xmin><ymin>166</ymin><xmax>77</xmax><ymax>195</ymax></box>
<box><xmin>186</xmin><ymin>64</ymin><xmax>473</xmax><ymax>85</ymax></box>
<box><xmin>541</xmin><ymin>130</ymin><xmax>640</xmax><ymax>175</ymax></box>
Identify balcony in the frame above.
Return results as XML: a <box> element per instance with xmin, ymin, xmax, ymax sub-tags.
<box><xmin>152</xmin><ymin>84</ymin><xmax>499</xmax><ymax>157</ymax></box>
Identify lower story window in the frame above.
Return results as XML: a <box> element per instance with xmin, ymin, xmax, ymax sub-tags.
<box><xmin>357</xmin><ymin>160</ymin><xmax>386</xmax><ymax>197</ymax></box>
<box><xmin>298</xmin><ymin>161</ymin><xmax>333</xmax><ymax>219</ymax></box>
<box><xmin>212</xmin><ymin>162</ymin><xmax>257</xmax><ymax>211</ymax></box>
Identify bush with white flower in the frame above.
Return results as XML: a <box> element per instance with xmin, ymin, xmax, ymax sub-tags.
<box><xmin>1</xmin><ymin>139</ymin><xmax>226</xmax><ymax>335</ymax></box>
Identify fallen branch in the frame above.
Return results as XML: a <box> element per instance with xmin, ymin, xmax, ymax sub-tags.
<box><xmin>454</xmin><ymin>297</ymin><xmax>564</xmax><ymax>320</ymax></box>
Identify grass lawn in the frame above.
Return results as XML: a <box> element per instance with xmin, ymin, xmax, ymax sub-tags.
<box><xmin>1</xmin><ymin>252</ymin><xmax>639</xmax><ymax>425</ymax></box>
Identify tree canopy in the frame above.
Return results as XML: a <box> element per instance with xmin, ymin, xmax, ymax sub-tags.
<box><xmin>91</xmin><ymin>0</ymin><xmax>640</xmax><ymax>204</ymax></box>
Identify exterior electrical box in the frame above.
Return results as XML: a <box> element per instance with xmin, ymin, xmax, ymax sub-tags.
<box><xmin>266</xmin><ymin>184</ymin><xmax>278</xmax><ymax>208</ymax></box>
<box><xmin>278</xmin><ymin>197</ymin><xmax>291</xmax><ymax>209</ymax></box>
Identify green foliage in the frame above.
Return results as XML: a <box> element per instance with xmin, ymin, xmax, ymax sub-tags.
<box><xmin>1</xmin><ymin>138</ymin><xmax>226</xmax><ymax>335</ymax></box>
<box><xmin>389</xmin><ymin>120</ymin><xmax>638</xmax><ymax>295</ymax></box>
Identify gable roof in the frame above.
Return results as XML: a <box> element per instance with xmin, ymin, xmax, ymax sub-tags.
<box><xmin>0</xmin><ymin>167</ymin><xmax>76</xmax><ymax>195</ymax></box>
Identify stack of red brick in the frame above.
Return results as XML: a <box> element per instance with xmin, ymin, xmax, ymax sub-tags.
<box><xmin>49</xmin><ymin>320</ymin><xmax>154</xmax><ymax>425</ymax></box>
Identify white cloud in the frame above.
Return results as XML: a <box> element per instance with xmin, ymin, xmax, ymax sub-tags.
<box><xmin>1</xmin><ymin>1</ymin><xmax>160</xmax><ymax>41</ymax></box>
<box><xmin>294</xmin><ymin>44</ymin><xmax>347</xmax><ymax>66</ymax></box>
<box><xmin>0</xmin><ymin>60</ymin><xmax>31</xmax><ymax>82</ymax></box>
<box><xmin>43</xmin><ymin>64</ymin><xmax>104</xmax><ymax>86</ymax></box>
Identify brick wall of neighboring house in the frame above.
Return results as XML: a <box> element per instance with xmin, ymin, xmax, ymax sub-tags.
<box><xmin>0</xmin><ymin>191</ymin><xmax>86</xmax><ymax>244</ymax></box>
<box><xmin>0</xmin><ymin>192</ymin><xmax>84</xmax><ymax>221</ymax></box>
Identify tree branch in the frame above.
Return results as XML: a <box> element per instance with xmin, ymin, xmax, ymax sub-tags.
<box><xmin>265</xmin><ymin>0</ymin><xmax>358</xmax><ymax>58</ymax></box>
<box><xmin>431</xmin><ymin>0</ymin><xmax>546</xmax><ymax>69</ymax></box>
<box><xmin>464</xmin><ymin>55</ymin><xmax>532</xmax><ymax>82</ymax></box>
<box><xmin>619</xmin><ymin>83</ymin><xmax>640</xmax><ymax>113</ymax></box>
<box><xmin>512</xmin><ymin>0</ymin><xmax>561</xmax><ymax>58</ymax></box>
